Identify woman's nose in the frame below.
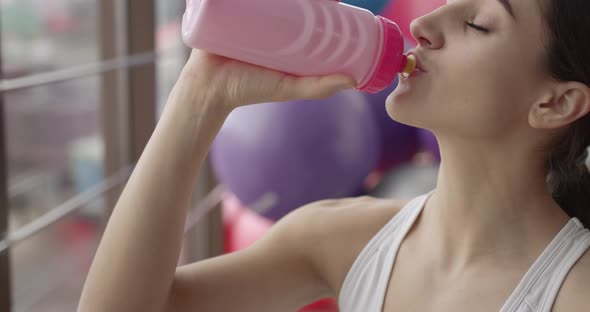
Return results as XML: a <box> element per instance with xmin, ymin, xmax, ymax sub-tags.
<box><xmin>410</xmin><ymin>13</ymin><xmax>444</xmax><ymax>50</ymax></box>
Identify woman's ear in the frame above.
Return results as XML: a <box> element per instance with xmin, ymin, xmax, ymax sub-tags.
<box><xmin>529</xmin><ymin>81</ymin><xmax>590</xmax><ymax>129</ymax></box>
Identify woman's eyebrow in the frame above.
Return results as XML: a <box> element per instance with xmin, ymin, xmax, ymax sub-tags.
<box><xmin>498</xmin><ymin>0</ymin><xmax>516</xmax><ymax>20</ymax></box>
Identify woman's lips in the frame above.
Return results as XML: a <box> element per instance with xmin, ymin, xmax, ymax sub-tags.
<box><xmin>401</xmin><ymin>66</ymin><xmax>425</xmax><ymax>79</ymax></box>
<box><xmin>409</xmin><ymin>67</ymin><xmax>426</xmax><ymax>78</ymax></box>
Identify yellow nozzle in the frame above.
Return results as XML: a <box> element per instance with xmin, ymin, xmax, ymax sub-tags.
<box><xmin>402</xmin><ymin>54</ymin><xmax>417</xmax><ymax>76</ymax></box>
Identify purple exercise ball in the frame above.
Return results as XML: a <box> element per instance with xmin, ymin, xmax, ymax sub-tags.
<box><xmin>364</xmin><ymin>77</ymin><xmax>420</xmax><ymax>172</ymax></box>
<box><xmin>417</xmin><ymin>128</ymin><xmax>441</xmax><ymax>161</ymax></box>
<box><xmin>211</xmin><ymin>90</ymin><xmax>380</xmax><ymax>221</ymax></box>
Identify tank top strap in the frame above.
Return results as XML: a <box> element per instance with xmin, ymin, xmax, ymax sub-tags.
<box><xmin>338</xmin><ymin>190</ymin><xmax>434</xmax><ymax>312</ymax></box>
<box><xmin>537</xmin><ymin>219</ymin><xmax>590</xmax><ymax>312</ymax></box>
<box><xmin>500</xmin><ymin>218</ymin><xmax>590</xmax><ymax>312</ymax></box>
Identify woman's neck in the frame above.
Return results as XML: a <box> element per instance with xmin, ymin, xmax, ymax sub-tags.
<box><xmin>416</xmin><ymin>142</ymin><xmax>570</xmax><ymax>272</ymax></box>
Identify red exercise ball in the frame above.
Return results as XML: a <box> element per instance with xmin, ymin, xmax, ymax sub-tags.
<box><xmin>222</xmin><ymin>193</ymin><xmax>339</xmax><ymax>311</ymax></box>
<box><xmin>382</xmin><ymin>0</ymin><xmax>446</xmax><ymax>42</ymax></box>
<box><xmin>223</xmin><ymin>193</ymin><xmax>274</xmax><ymax>253</ymax></box>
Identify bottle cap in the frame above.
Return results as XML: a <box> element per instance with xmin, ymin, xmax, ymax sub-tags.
<box><xmin>401</xmin><ymin>54</ymin><xmax>417</xmax><ymax>77</ymax></box>
<box><xmin>359</xmin><ymin>16</ymin><xmax>406</xmax><ymax>94</ymax></box>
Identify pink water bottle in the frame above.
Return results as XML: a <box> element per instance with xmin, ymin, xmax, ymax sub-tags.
<box><xmin>182</xmin><ymin>0</ymin><xmax>416</xmax><ymax>93</ymax></box>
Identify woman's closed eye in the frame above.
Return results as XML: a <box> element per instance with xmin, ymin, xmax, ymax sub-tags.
<box><xmin>465</xmin><ymin>22</ymin><xmax>490</xmax><ymax>33</ymax></box>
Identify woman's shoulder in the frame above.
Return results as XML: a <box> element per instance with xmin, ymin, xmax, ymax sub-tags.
<box><xmin>291</xmin><ymin>196</ymin><xmax>409</xmax><ymax>248</ymax></box>
<box><xmin>552</xmin><ymin>247</ymin><xmax>590</xmax><ymax>311</ymax></box>
<box><xmin>287</xmin><ymin>196</ymin><xmax>409</xmax><ymax>297</ymax></box>
<box><xmin>310</xmin><ymin>195</ymin><xmax>409</xmax><ymax>239</ymax></box>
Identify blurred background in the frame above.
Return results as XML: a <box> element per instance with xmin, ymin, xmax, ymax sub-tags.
<box><xmin>0</xmin><ymin>0</ymin><xmax>587</xmax><ymax>311</ymax></box>
<box><xmin>1</xmin><ymin>0</ymin><xmax>190</xmax><ymax>311</ymax></box>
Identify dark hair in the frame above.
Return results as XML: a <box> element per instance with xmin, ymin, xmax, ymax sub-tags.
<box><xmin>542</xmin><ymin>0</ymin><xmax>590</xmax><ymax>228</ymax></box>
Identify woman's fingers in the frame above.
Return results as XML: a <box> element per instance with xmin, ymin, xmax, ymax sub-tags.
<box><xmin>182</xmin><ymin>49</ymin><xmax>358</xmax><ymax>107</ymax></box>
<box><xmin>277</xmin><ymin>74</ymin><xmax>358</xmax><ymax>101</ymax></box>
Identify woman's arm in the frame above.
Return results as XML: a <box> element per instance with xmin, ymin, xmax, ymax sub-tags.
<box><xmin>77</xmin><ymin>50</ymin><xmax>356</xmax><ymax>312</ymax></box>
<box><xmin>77</xmin><ymin>66</ymin><xmax>230</xmax><ymax>312</ymax></box>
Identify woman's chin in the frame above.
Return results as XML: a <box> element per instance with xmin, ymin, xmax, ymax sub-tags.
<box><xmin>385</xmin><ymin>92</ymin><xmax>428</xmax><ymax>128</ymax></box>
<box><xmin>385</xmin><ymin>89</ymin><xmax>413</xmax><ymax>114</ymax></box>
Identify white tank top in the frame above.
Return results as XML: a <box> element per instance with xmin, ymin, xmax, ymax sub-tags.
<box><xmin>338</xmin><ymin>191</ymin><xmax>590</xmax><ymax>312</ymax></box>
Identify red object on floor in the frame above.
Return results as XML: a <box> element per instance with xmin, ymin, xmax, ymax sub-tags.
<box><xmin>298</xmin><ymin>298</ymin><xmax>339</xmax><ymax>312</ymax></box>
<box><xmin>57</xmin><ymin>217</ymin><xmax>98</xmax><ymax>244</ymax></box>
<box><xmin>56</xmin><ymin>217</ymin><xmax>101</xmax><ymax>274</ymax></box>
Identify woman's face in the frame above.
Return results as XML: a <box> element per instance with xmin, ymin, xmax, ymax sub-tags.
<box><xmin>387</xmin><ymin>0</ymin><xmax>551</xmax><ymax>140</ymax></box>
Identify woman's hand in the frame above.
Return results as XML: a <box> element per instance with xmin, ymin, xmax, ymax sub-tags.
<box><xmin>181</xmin><ymin>49</ymin><xmax>358</xmax><ymax>110</ymax></box>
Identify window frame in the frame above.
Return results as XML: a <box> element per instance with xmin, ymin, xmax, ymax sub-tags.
<box><xmin>0</xmin><ymin>1</ymin><xmax>222</xmax><ymax>310</ymax></box>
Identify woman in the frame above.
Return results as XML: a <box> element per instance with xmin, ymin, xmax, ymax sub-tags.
<box><xmin>78</xmin><ymin>0</ymin><xmax>590</xmax><ymax>311</ymax></box>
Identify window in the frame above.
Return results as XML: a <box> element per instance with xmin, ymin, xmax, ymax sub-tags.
<box><xmin>0</xmin><ymin>1</ymin><xmax>220</xmax><ymax>310</ymax></box>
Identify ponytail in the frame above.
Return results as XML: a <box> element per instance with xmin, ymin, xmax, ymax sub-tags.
<box><xmin>547</xmin><ymin>121</ymin><xmax>590</xmax><ymax>228</ymax></box>
<box><xmin>542</xmin><ymin>0</ymin><xmax>590</xmax><ymax>228</ymax></box>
